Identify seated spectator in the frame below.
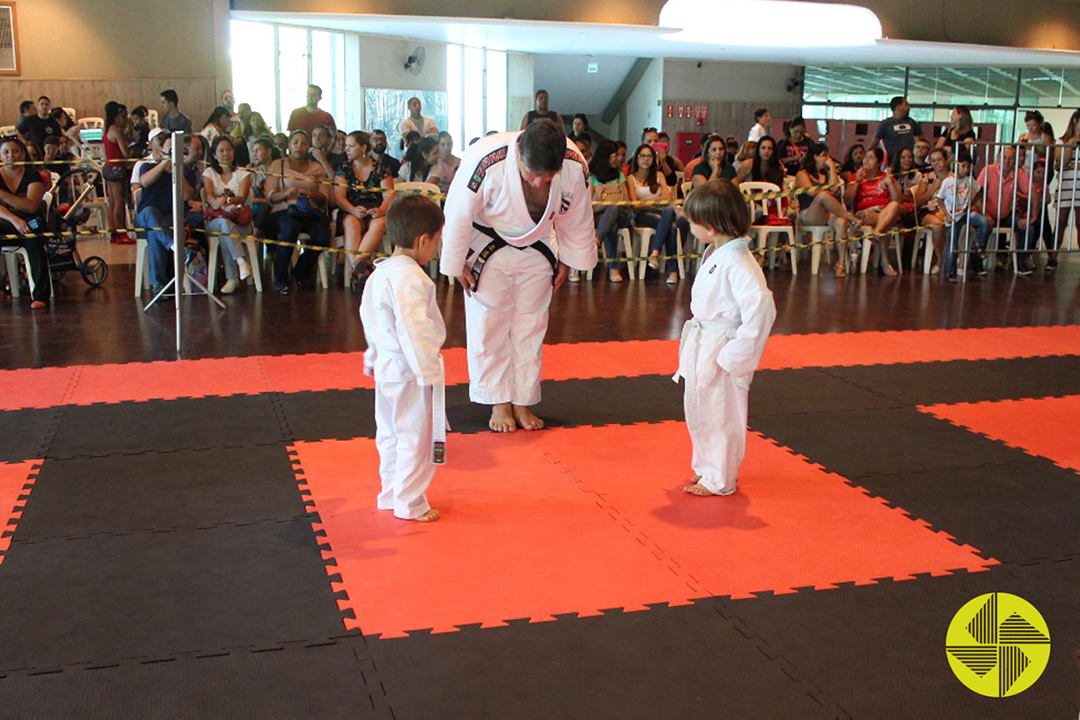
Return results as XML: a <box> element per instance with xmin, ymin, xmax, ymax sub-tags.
<box><xmin>521</xmin><ymin>89</ymin><xmax>564</xmax><ymax>130</ymax></box>
<box><xmin>843</xmin><ymin>146</ymin><xmax>902</xmax><ymax>275</ymax></box>
<box><xmin>287</xmin><ymin>84</ymin><xmax>337</xmax><ymax>136</ymax></box>
<box><xmin>936</xmin><ymin>105</ymin><xmax>976</xmax><ymax>161</ymax></box>
<box><xmin>977</xmin><ymin>145</ymin><xmax>1028</xmax><ymax>233</ymax></box>
<box><xmin>840</xmin><ymin>143</ymin><xmax>865</xmax><ymax>183</ymax></box>
<box><xmin>398</xmin><ymin>136</ymin><xmax>445</xmax><ymax>188</ymax></box>
<box><xmin>333</xmin><ymin>131</ymin><xmax>394</xmax><ymax>285</ymax></box>
<box><xmin>776</xmin><ymin>116</ymin><xmax>811</xmax><ymax>176</ymax></box>
<box><xmin>654</xmin><ymin>131</ymin><xmax>683</xmax><ymax>187</ymax></box>
<box><xmin>641</xmin><ymin>127</ymin><xmax>659</xmax><ymax>147</ymax></box>
<box><xmin>247</xmin><ymin>137</ymin><xmax>276</xmax><ymax>238</ymax></box>
<box><xmin>1015</xmin><ymin>159</ymin><xmax>1050</xmax><ymax>275</ymax></box>
<box><xmin>573</xmin><ymin>132</ymin><xmax>593</xmax><ymax>163</ymax></box>
<box><xmin>398</xmin><ymin>96</ymin><xmax>438</xmax><ymax>146</ymax></box>
<box><xmin>0</xmin><ymin>137</ymin><xmax>50</xmax><ymax>308</ymax></box>
<box><xmin>203</xmin><ymin>136</ymin><xmax>254</xmax><ymax>294</ymax></box>
<box><xmin>726</xmin><ymin>137</ymin><xmax>741</xmax><ymax>162</ymax></box>
<box><xmin>735</xmin><ymin>142</ymin><xmax>757</xmax><ymax>164</ymax></box>
<box><xmin>435</xmin><ymin>132</ymin><xmax>460</xmax><ymax>192</ymax></box>
<box><xmin>918</xmin><ymin>148</ymin><xmax>952</xmax><ymax>273</ymax></box>
<box><xmin>231</xmin><ymin>103</ymin><xmax>253</xmax><ymax>142</ymax></box>
<box><xmin>627</xmin><ymin>143</ymin><xmax>679</xmax><ymax>284</ymax></box>
<box><xmin>683</xmin><ymin>132</ymin><xmax>713</xmax><ymax>177</ymax></box>
<box><xmin>588</xmin><ymin>139</ymin><xmax>632</xmax><ymax>283</ymax></box>
<box><xmin>691</xmin><ymin>136</ymin><xmax>737</xmax><ymax>187</ymax></box>
<box><xmin>748</xmin><ymin>108</ymin><xmax>771</xmax><ymax>142</ymax></box>
<box><xmin>913</xmin><ymin>137</ymin><xmax>932</xmax><ymax>174</ymax></box>
<box><xmin>735</xmin><ymin>135</ymin><xmax>784</xmax><ymax>186</ymax></box>
<box><xmin>131</xmin><ymin>130</ymin><xmax>186</xmax><ymax>297</ymax></box>
<box><xmin>310</xmin><ymin>125</ymin><xmax>344</xmax><ymax>178</ymax></box>
<box><xmin>400</xmin><ymin>130</ymin><xmax>421</xmax><ymax>156</ymax></box>
<box><xmin>615</xmin><ymin>141</ymin><xmax>628</xmax><ymax>175</ymax></box>
<box><xmin>890</xmin><ymin>146</ymin><xmax>927</xmax><ymax>226</ymax></box>
<box><xmin>182</xmin><ymin>134</ymin><xmax>209</xmax><ymax>250</ymax></box>
<box><xmin>16</xmin><ymin>96</ymin><xmax>62</xmax><ymax>156</ymax></box>
<box><xmin>570</xmin><ymin>113</ymin><xmax>590</xmax><ymax>139</ymax></box>
<box><xmin>262</xmin><ymin>130</ymin><xmax>331</xmax><ymax>294</ymax></box>
<box><xmin>795</xmin><ymin>143</ymin><xmax>860</xmax><ymax>277</ymax></box>
<box><xmin>938</xmin><ymin>148</ymin><xmax>989</xmax><ymax>282</ymax></box>
<box><xmin>41</xmin><ymin>136</ymin><xmax>79</xmax><ymax>205</ymax></box>
<box><xmin>272</xmin><ymin>132</ymin><xmax>289</xmax><ymax>159</ymax></box>
<box><xmin>200</xmin><ymin>106</ymin><xmax>232</xmax><ymax>144</ymax></box>
<box><xmin>369</xmin><ymin>129</ymin><xmax>401</xmax><ymax>178</ymax></box>
<box><xmin>245</xmin><ymin>112</ymin><xmax>275</xmax><ymax>160</ymax></box>
<box><xmin>333</xmin><ymin>130</ymin><xmax>347</xmax><ymax>156</ymax></box>
<box><xmin>159</xmin><ymin>89</ymin><xmax>193</xmax><ymax>134</ymax></box>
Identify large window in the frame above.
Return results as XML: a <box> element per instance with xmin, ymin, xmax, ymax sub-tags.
<box><xmin>230</xmin><ymin>20</ymin><xmax>346</xmax><ymax>134</ymax></box>
<box><xmin>446</xmin><ymin>45</ymin><xmax>508</xmax><ymax>150</ymax></box>
<box><xmin>802</xmin><ymin>64</ymin><xmax>1080</xmax><ymax>141</ymax></box>
<box><xmin>364</xmin><ymin>89</ymin><xmax>448</xmax><ymax>149</ymax></box>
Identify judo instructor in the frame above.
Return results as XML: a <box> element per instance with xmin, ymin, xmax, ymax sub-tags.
<box><xmin>440</xmin><ymin>120</ymin><xmax>598</xmax><ymax>432</ymax></box>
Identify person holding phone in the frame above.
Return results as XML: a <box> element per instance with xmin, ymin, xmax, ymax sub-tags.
<box><xmin>0</xmin><ymin>136</ymin><xmax>50</xmax><ymax>308</ymax></box>
<box><xmin>651</xmin><ymin>131</ymin><xmax>684</xmax><ymax>188</ymax></box>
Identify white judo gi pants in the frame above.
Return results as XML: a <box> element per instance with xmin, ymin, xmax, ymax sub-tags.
<box><xmin>464</xmin><ymin>246</ymin><xmax>553</xmax><ymax>407</ymax></box>
<box><xmin>684</xmin><ymin>374</ymin><xmax>750</xmax><ymax>495</ymax></box>
<box><xmin>374</xmin><ymin>380</ymin><xmax>434</xmax><ymax>519</ymax></box>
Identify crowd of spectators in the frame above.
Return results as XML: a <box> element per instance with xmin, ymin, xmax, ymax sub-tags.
<box><xmin>4</xmin><ymin>88</ymin><xmax>1080</xmax><ymax>307</ymax></box>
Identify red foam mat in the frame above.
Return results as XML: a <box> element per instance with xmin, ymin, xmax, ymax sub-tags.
<box><xmin>4</xmin><ymin>325</ymin><xmax>1078</xmax><ymax>410</ymax></box>
<box><xmin>921</xmin><ymin>395</ymin><xmax>1080</xmax><ymax>474</ymax></box>
<box><xmin>0</xmin><ymin>460</ymin><xmax>41</xmax><ymax>564</ymax></box>
<box><xmin>291</xmin><ymin>423</ymin><xmax>993</xmax><ymax>638</ymax></box>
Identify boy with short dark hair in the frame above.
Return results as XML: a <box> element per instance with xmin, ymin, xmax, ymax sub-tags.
<box><xmin>675</xmin><ymin>180</ymin><xmax>776</xmax><ymax>497</ymax></box>
<box><xmin>359</xmin><ymin>194</ymin><xmax>447</xmax><ymax>522</ymax></box>
<box><xmin>938</xmin><ymin>149</ymin><xmax>990</xmax><ymax>282</ymax></box>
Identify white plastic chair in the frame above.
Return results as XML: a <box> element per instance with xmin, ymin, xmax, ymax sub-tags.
<box><xmin>799</xmin><ymin>225</ymin><xmax>834</xmax><ymax>275</ymax></box>
<box><xmin>208</xmin><ymin>234</ymin><xmax>263</xmax><ymax>293</ymax></box>
<box><xmin>3</xmin><ymin>191</ymin><xmax>54</xmax><ymax>298</ymax></box>
<box><xmin>740</xmin><ymin>181</ymin><xmax>797</xmax><ymax>273</ymax></box>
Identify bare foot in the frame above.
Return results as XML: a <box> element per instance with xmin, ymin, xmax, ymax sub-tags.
<box><xmin>512</xmin><ymin>404</ymin><xmax>545</xmax><ymax>431</ymax></box>
<box><xmin>489</xmin><ymin>403</ymin><xmax>517</xmax><ymax>433</ymax></box>
<box><xmin>683</xmin><ymin>482</ymin><xmax>714</xmax><ymax>496</ymax></box>
<box><xmin>408</xmin><ymin>508</ymin><xmax>441</xmax><ymax>522</ymax></box>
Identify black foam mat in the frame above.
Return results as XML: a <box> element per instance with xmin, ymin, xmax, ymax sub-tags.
<box><xmin>14</xmin><ymin>445</ymin><xmax>310</xmax><ymax>542</ymax></box>
<box><xmin>0</xmin><ymin>519</ymin><xmax>346</xmax><ymax>672</ymax></box>
<box><xmin>0</xmin><ymin>640</ymin><xmax>392</xmax><ymax>720</ymax></box>
<box><xmin>276</xmin><ymin>388</ymin><xmax>375</xmax><ymax>442</ymax></box>
<box><xmin>749</xmin><ymin>367</ymin><xmax>900</xmax><ymax>417</ymax></box>
<box><xmin>728</xmin><ymin>565</ymin><xmax>1080</xmax><ymax>719</ymax></box>
<box><xmin>47</xmin><ymin>395</ymin><xmax>285</xmax><ymax>459</ymax></box>
<box><xmin>368</xmin><ymin>602</ymin><xmax>844</xmax><ymax>720</ymax></box>
<box><xmin>0</xmin><ymin>407</ymin><xmax>57</xmax><ymax>463</ymax></box>
<box><xmin>844</xmin><ymin>459</ymin><xmax>1080</xmax><ymax>563</ymax></box>
<box><xmin>822</xmin><ymin>355</ymin><xmax>1080</xmax><ymax>407</ymax></box>
<box><xmin>750</xmin><ymin>406</ymin><xmax>1032</xmax><ymax>479</ymax></box>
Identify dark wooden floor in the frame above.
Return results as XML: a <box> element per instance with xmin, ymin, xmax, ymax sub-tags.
<box><xmin>2</xmin><ymin>256</ymin><xmax>1079</xmax><ymax>370</ymax></box>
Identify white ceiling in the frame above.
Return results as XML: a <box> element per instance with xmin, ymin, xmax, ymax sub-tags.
<box><xmin>231</xmin><ymin>11</ymin><xmax>1080</xmax><ymax>67</ymax></box>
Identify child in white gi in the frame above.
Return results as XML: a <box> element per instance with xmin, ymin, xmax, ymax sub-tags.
<box><xmin>675</xmin><ymin>180</ymin><xmax>777</xmax><ymax>496</ymax></box>
<box><xmin>359</xmin><ymin>194</ymin><xmax>447</xmax><ymax>522</ymax></box>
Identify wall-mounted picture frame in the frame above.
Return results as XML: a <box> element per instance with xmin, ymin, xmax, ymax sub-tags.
<box><xmin>0</xmin><ymin>2</ymin><xmax>20</xmax><ymax>76</ymax></box>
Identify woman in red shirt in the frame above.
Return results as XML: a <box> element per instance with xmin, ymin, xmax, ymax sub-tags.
<box><xmin>104</xmin><ymin>101</ymin><xmax>135</xmax><ymax>243</ymax></box>
<box><xmin>844</xmin><ymin>147</ymin><xmax>902</xmax><ymax>275</ymax></box>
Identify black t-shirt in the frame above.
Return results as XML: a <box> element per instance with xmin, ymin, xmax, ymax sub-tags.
<box><xmin>875</xmin><ymin>116</ymin><xmax>922</xmax><ymax>162</ymax></box>
<box><xmin>692</xmin><ymin>161</ymin><xmax>736</xmax><ymax>182</ymax></box>
<box><xmin>776</xmin><ymin>138</ymin><xmax>812</xmax><ymax>176</ymax></box>
<box><xmin>659</xmin><ymin>156</ymin><xmax>679</xmax><ymax>187</ymax></box>
<box><xmin>16</xmin><ymin>116</ymin><xmax>62</xmax><ymax>153</ymax></box>
<box><xmin>137</xmin><ymin>161</ymin><xmax>173</xmax><ymax>214</ymax></box>
<box><xmin>0</xmin><ymin>167</ymin><xmax>44</xmax><ymax>220</ymax></box>
<box><xmin>375</xmin><ymin>153</ymin><xmax>401</xmax><ymax>177</ymax></box>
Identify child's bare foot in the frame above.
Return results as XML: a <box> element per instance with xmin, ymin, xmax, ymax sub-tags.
<box><xmin>408</xmin><ymin>508</ymin><xmax>440</xmax><ymax>522</ymax></box>
<box><xmin>489</xmin><ymin>403</ymin><xmax>517</xmax><ymax>433</ymax></box>
<box><xmin>513</xmin><ymin>404</ymin><xmax>545</xmax><ymax>430</ymax></box>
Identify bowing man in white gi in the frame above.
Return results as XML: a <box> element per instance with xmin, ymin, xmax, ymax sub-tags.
<box><xmin>359</xmin><ymin>195</ymin><xmax>448</xmax><ymax>522</ymax></box>
<box><xmin>674</xmin><ymin>180</ymin><xmax>776</xmax><ymax>496</ymax></box>
<box><xmin>440</xmin><ymin>120</ymin><xmax>597</xmax><ymax>432</ymax></box>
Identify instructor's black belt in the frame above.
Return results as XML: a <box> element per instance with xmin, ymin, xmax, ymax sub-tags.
<box><xmin>467</xmin><ymin>223</ymin><xmax>558</xmax><ymax>288</ymax></box>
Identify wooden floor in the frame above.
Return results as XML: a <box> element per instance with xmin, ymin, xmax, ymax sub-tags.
<box><xmin>2</xmin><ymin>253</ymin><xmax>1080</xmax><ymax>370</ymax></box>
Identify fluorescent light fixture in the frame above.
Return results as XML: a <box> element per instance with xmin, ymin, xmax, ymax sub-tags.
<box><xmin>658</xmin><ymin>0</ymin><xmax>882</xmax><ymax>47</ymax></box>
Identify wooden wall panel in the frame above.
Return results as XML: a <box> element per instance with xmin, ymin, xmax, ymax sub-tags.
<box><xmin>2</xmin><ymin>78</ymin><xmax>217</xmax><ymax>125</ymax></box>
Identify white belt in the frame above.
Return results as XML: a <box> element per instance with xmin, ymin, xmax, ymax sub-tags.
<box><xmin>672</xmin><ymin>318</ymin><xmax>739</xmax><ymax>429</ymax></box>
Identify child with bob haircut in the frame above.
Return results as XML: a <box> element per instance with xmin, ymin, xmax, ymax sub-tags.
<box><xmin>674</xmin><ymin>180</ymin><xmax>777</xmax><ymax>496</ymax></box>
<box><xmin>359</xmin><ymin>194</ymin><xmax>447</xmax><ymax>522</ymax></box>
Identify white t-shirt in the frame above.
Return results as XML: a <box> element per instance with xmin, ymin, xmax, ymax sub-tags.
<box><xmin>937</xmin><ymin>175</ymin><xmax>980</xmax><ymax>218</ymax></box>
<box><xmin>203</xmin><ymin>166</ymin><xmax>252</xmax><ymax>198</ymax></box>
<box><xmin>399</xmin><ymin>115</ymin><xmax>438</xmax><ymax>141</ymax></box>
<box><xmin>628</xmin><ymin>173</ymin><xmax>668</xmax><ymax>201</ymax></box>
<box><xmin>748</xmin><ymin>123</ymin><xmax>768</xmax><ymax>143</ymax></box>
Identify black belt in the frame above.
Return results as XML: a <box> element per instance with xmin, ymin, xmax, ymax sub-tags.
<box><xmin>467</xmin><ymin>223</ymin><xmax>558</xmax><ymax>289</ymax></box>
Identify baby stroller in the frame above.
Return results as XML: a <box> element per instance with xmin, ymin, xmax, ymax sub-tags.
<box><xmin>43</xmin><ymin>166</ymin><xmax>109</xmax><ymax>288</ymax></box>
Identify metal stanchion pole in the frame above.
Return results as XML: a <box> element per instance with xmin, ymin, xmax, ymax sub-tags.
<box><xmin>172</xmin><ymin>131</ymin><xmax>184</xmax><ymax>354</ymax></box>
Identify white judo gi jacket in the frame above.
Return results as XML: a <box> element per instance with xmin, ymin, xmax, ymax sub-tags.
<box><xmin>360</xmin><ymin>256</ymin><xmax>447</xmax><ymax>518</ymax></box>
<box><xmin>439</xmin><ymin>131</ymin><xmax>596</xmax><ymax>407</ymax></box>
<box><xmin>673</xmin><ymin>238</ymin><xmax>776</xmax><ymax>494</ymax></box>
